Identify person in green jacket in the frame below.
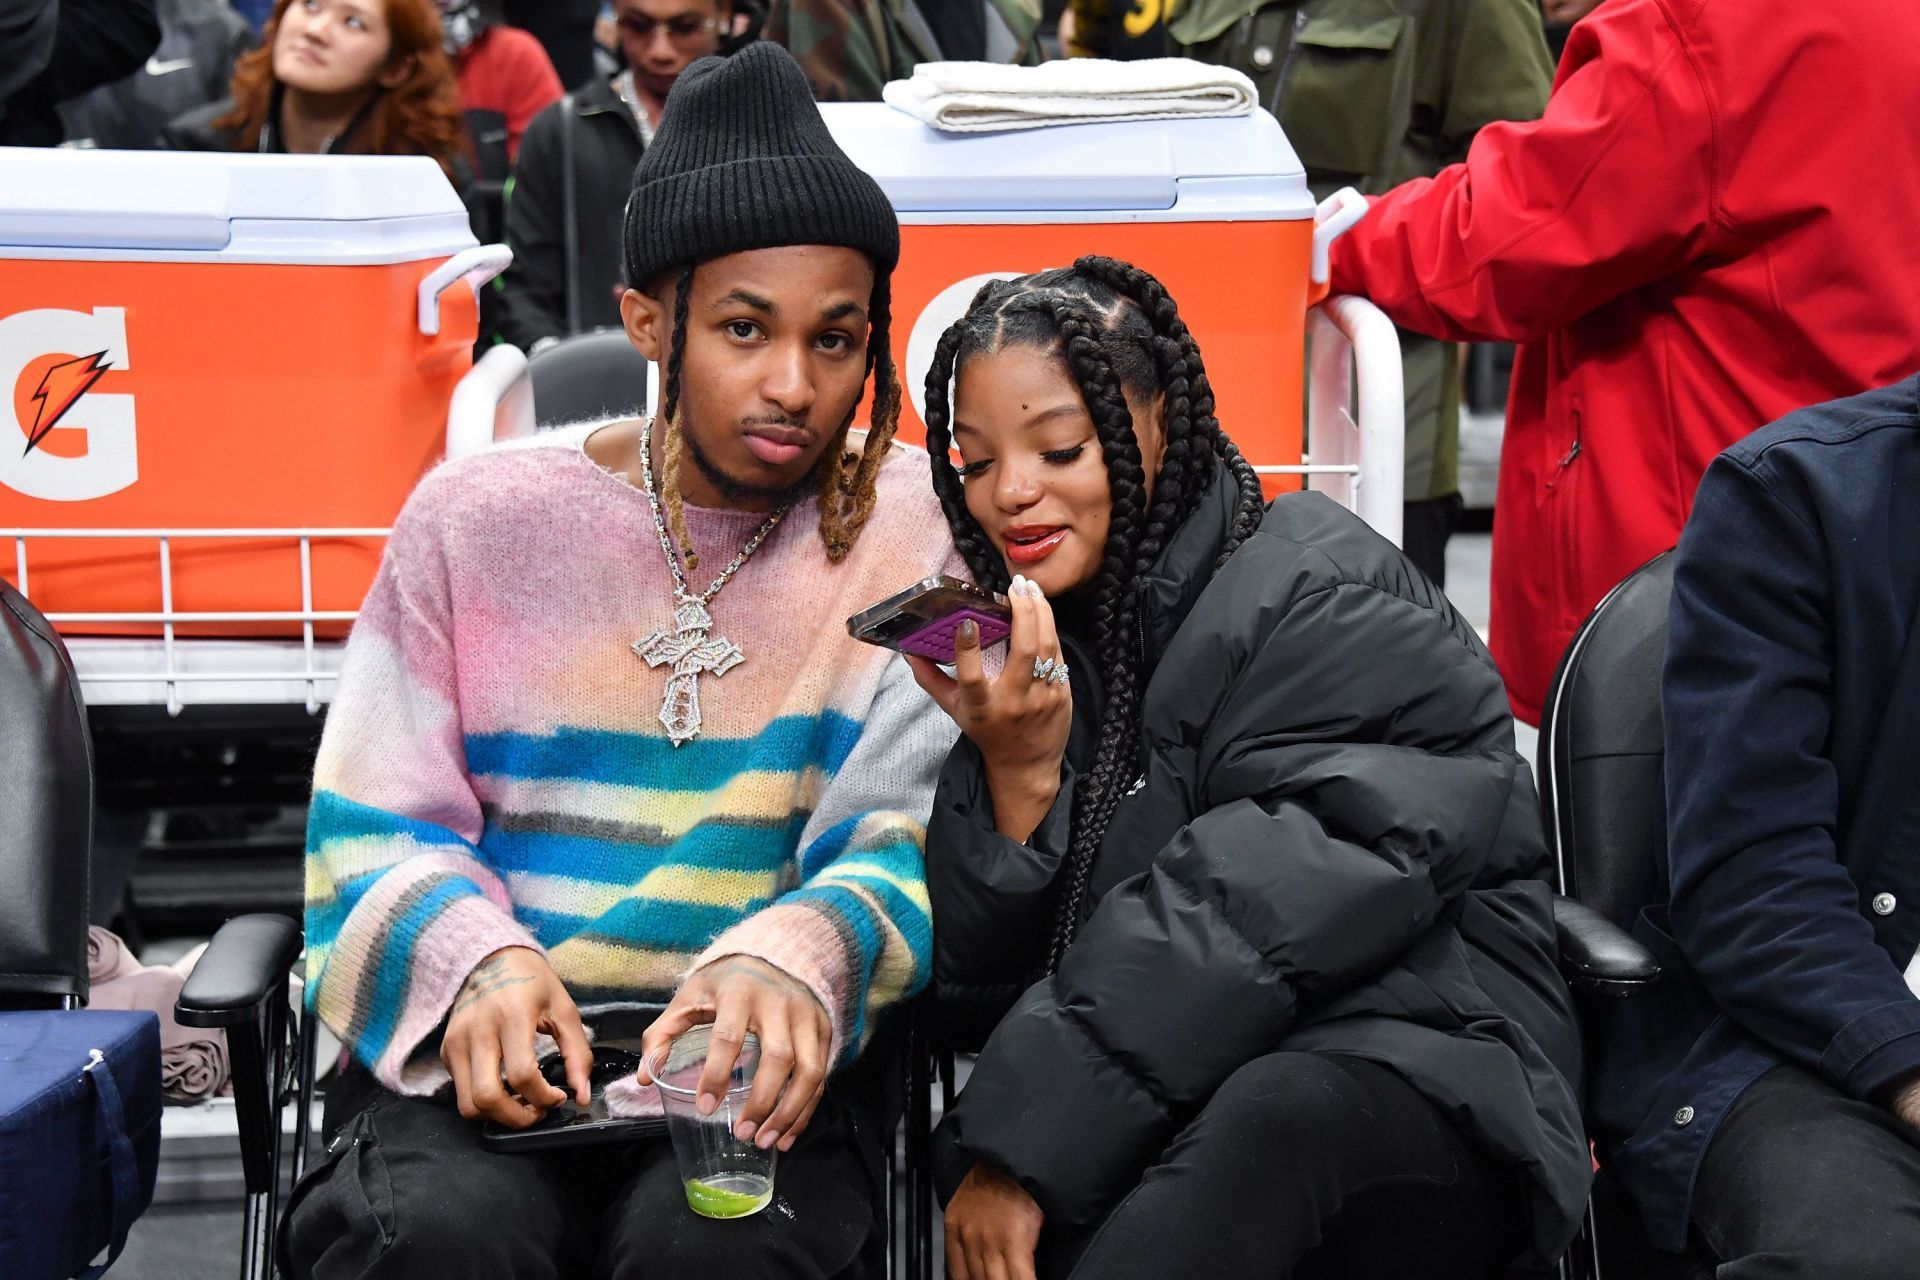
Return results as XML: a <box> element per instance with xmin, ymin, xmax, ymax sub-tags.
<box><xmin>765</xmin><ymin>0</ymin><xmax>1043</xmax><ymax>102</ymax></box>
<box><xmin>1174</xmin><ymin>0</ymin><xmax>1552</xmax><ymax>585</ymax></box>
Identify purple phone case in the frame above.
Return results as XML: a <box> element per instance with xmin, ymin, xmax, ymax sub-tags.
<box><xmin>896</xmin><ymin>608</ymin><xmax>1012</xmax><ymax>662</ymax></box>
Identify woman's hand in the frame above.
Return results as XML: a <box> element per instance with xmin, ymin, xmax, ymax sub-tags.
<box><xmin>908</xmin><ymin>575</ymin><xmax>1071</xmax><ymax>842</ymax></box>
<box><xmin>946</xmin><ymin>1162</ymin><xmax>1046</xmax><ymax>1280</ymax></box>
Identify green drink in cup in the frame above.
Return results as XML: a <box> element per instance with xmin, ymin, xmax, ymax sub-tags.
<box><xmin>650</xmin><ymin>1026</ymin><xmax>775</xmax><ymax>1219</ymax></box>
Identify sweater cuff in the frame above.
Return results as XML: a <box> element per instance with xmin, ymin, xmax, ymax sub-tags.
<box><xmin>376</xmin><ymin>900</ymin><xmax>542</xmax><ymax>1096</ymax></box>
<box><xmin>690</xmin><ymin>903</ymin><xmax>855</xmax><ymax>1070</ymax></box>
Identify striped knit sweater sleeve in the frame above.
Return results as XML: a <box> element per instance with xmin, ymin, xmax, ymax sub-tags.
<box><xmin>303</xmin><ymin>489</ymin><xmax>543</xmax><ymax>1095</ymax></box>
<box><xmin>689</xmin><ymin>656</ymin><xmax>949</xmax><ymax>1068</ymax></box>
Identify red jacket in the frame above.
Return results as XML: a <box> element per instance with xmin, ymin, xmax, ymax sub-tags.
<box><xmin>456</xmin><ymin>25</ymin><xmax>564</xmax><ymax>162</ymax></box>
<box><xmin>1330</xmin><ymin>0</ymin><xmax>1920</xmax><ymax>723</ymax></box>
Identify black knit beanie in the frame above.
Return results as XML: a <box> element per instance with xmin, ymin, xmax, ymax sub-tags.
<box><xmin>621</xmin><ymin>43</ymin><xmax>900</xmax><ymax>290</ymax></box>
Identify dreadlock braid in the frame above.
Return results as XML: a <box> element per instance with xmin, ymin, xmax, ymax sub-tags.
<box><xmin>820</xmin><ymin>275</ymin><xmax>902</xmax><ymax>561</ymax></box>
<box><xmin>660</xmin><ymin>264</ymin><xmax>699</xmax><ymax>572</ymax></box>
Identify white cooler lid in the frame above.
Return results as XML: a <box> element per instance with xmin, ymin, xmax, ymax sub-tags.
<box><xmin>0</xmin><ymin>148</ymin><xmax>478</xmax><ymax>264</ymax></box>
<box><xmin>821</xmin><ymin>103</ymin><xmax>1315</xmax><ymax>225</ymax></box>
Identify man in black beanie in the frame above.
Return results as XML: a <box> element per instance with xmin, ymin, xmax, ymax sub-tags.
<box><xmin>284</xmin><ymin>41</ymin><xmax>962</xmax><ymax>1279</ymax></box>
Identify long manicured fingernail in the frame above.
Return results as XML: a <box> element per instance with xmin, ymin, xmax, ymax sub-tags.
<box><xmin>757</xmin><ymin>1128</ymin><xmax>780</xmax><ymax>1150</ymax></box>
<box><xmin>737</xmin><ymin>1119</ymin><xmax>757</xmax><ymax>1141</ymax></box>
<box><xmin>1011</xmin><ymin>574</ymin><xmax>1030</xmax><ymax>596</ymax></box>
<box><xmin>697</xmin><ymin>1092</ymin><xmax>717</xmax><ymax>1116</ymax></box>
<box><xmin>959</xmin><ymin>620</ymin><xmax>978</xmax><ymax>644</ymax></box>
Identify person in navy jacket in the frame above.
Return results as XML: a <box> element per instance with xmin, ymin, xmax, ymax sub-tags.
<box><xmin>1595</xmin><ymin>372</ymin><xmax>1920</xmax><ymax>1274</ymax></box>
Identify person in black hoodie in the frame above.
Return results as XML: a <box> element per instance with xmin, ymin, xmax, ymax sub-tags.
<box><xmin>909</xmin><ymin>257</ymin><xmax>1590</xmax><ymax>1280</ymax></box>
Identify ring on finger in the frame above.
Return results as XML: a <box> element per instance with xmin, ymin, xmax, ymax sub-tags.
<box><xmin>1048</xmin><ymin>662</ymin><xmax>1070</xmax><ymax>685</ymax></box>
<box><xmin>1031</xmin><ymin>656</ymin><xmax>1057</xmax><ymax>681</ymax></box>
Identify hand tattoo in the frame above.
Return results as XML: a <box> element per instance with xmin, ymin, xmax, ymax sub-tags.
<box><xmin>452</xmin><ymin>955</ymin><xmax>533</xmax><ymax>1014</ymax></box>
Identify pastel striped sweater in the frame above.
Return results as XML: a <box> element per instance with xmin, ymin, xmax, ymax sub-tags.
<box><xmin>305</xmin><ymin>422</ymin><xmax>961</xmax><ymax>1093</ymax></box>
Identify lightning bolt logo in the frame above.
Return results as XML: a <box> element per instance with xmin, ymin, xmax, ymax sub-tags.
<box><xmin>24</xmin><ymin>351</ymin><xmax>113</xmax><ymax>457</ymax></box>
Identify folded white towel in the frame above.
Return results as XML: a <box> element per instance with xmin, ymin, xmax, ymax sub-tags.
<box><xmin>882</xmin><ymin>58</ymin><xmax>1256</xmax><ymax>134</ymax></box>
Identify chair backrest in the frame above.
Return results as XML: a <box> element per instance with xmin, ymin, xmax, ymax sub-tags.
<box><xmin>1537</xmin><ymin>552</ymin><xmax>1675</xmax><ymax>929</ymax></box>
<box><xmin>527</xmin><ymin>329</ymin><xmax>652</xmax><ymax>428</ymax></box>
<box><xmin>0</xmin><ymin>578</ymin><xmax>93</xmax><ymax>1007</ymax></box>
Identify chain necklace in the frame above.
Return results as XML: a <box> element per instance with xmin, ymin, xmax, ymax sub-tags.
<box><xmin>631</xmin><ymin>423</ymin><xmax>789</xmax><ymax>746</ymax></box>
<box><xmin>612</xmin><ymin>70</ymin><xmax>658</xmax><ymax>148</ymax></box>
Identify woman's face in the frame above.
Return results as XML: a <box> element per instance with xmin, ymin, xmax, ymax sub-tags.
<box><xmin>274</xmin><ymin>0</ymin><xmax>398</xmax><ymax>97</ymax></box>
<box><xmin>951</xmin><ymin>344</ymin><xmax>1165</xmax><ymax>599</ymax></box>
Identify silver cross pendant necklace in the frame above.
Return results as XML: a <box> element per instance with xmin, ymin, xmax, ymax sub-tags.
<box><xmin>632</xmin><ymin>423</ymin><xmax>790</xmax><ymax>746</ymax></box>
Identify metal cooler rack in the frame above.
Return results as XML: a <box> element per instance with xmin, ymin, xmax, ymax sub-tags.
<box><xmin>4</xmin><ymin>527</ymin><xmax>384</xmax><ymax>716</ymax></box>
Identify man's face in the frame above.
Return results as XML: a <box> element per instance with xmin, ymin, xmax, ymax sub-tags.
<box><xmin>621</xmin><ymin>245</ymin><xmax>877</xmax><ymax>510</ymax></box>
<box><xmin>614</xmin><ymin>0</ymin><xmax>726</xmax><ymax>100</ymax></box>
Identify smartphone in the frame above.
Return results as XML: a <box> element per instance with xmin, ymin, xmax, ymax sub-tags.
<box><xmin>480</xmin><ymin>1008</ymin><xmax>668</xmax><ymax>1153</ymax></box>
<box><xmin>847</xmin><ymin>575</ymin><xmax>1012</xmax><ymax>664</ymax></box>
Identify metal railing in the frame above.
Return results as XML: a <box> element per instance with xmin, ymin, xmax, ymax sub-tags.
<box><xmin>2</xmin><ymin>526</ymin><xmax>388</xmax><ymax>715</ymax></box>
<box><xmin>1292</xmin><ymin>293</ymin><xmax>1405</xmax><ymax>546</ymax></box>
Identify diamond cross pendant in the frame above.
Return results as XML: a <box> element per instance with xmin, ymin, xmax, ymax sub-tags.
<box><xmin>633</xmin><ymin>599</ymin><xmax>744</xmax><ymax>746</ymax></box>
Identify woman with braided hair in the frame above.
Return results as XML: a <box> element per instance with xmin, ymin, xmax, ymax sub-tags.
<box><xmin>910</xmin><ymin>258</ymin><xmax>1590</xmax><ymax>1280</ymax></box>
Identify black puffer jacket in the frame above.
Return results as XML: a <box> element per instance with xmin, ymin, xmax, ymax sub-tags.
<box><xmin>929</xmin><ymin>467</ymin><xmax>1591</xmax><ymax>1271</ymax></box>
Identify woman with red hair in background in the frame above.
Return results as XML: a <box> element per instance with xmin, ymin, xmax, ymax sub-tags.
<box><xmin>163</xmin><ymin>0</ymin><xmax>466</xmax><ymax>180</ymax></box>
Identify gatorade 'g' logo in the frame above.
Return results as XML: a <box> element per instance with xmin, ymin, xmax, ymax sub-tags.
<box><xmin>0</xmin><ymin>307</ymin><xmax>137</xmax><ymax>501</ymax></box>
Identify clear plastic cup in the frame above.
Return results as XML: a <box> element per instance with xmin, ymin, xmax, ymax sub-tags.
<box><xmin>649</xmin><ymin>1026</ymin><xmax>776</xmax><ymax>1219</ymax></box>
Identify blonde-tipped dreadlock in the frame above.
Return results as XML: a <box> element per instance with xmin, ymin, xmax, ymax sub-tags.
<box><xmin>818</xmin><ymin>277</ymin><xmax>903</xmax><ymax>562</ymax></box>
<box><xmin>659</xmin><ymin>415</ymin><xmax>698</xmax><ymax>574</ymax></box>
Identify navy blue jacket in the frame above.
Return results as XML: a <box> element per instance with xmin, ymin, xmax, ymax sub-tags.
<box><xmin>1594</xmin><ymin>374</ymin><xmax>1920</xmax><ymax>1251</ymax></box>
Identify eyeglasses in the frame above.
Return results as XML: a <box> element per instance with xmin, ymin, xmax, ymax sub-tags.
<box><xmin>617</xmin><ymin>12</ymin><xmax>720</xmax><ymax>43</ymax></box>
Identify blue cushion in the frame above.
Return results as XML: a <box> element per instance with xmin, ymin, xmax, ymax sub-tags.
<box><xmin>0</xmin><ymin>1010</ymin><xmax>162</xmax><ymax>1280</ymax></box>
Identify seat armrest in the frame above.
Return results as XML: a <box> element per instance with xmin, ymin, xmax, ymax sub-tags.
<box><xmin>175</xmin><ymin>914</ymin><xmax>303</xmax><ymax>1028</ymax></box>
<box><xmin>1553</xmin><ymin>895</ymin><xmax>1662</xmax><ymax>998</ymax></box>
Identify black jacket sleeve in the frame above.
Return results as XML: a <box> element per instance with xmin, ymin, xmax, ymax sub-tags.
<box><xmin>938</xmin><ymin>558</ymin><xmax>1533</xmax><ymax>1223</ymax></box>
<box><xmin>927</xmin><ymin>742</ymin><xmax>1076</xmax><ymax>1050</ymax></box>
<box><xmin>37</xmin><ymin>0</ymin><xmax>160</xmax><ymax>102</ymax></box>
<box><xmin>0</xmin><ymin>0</ymin><xmax>56</xmax><ymax>111</ymax></box>
<box><xmin>1664</xmin><ymin>453</ymin><xmax>1920</xmax><ymax>1098</ymax></box>
<box><xmin>494</xmin><ymin>99</ymin><xmax>573</xmax><ymax>352</ymax></box>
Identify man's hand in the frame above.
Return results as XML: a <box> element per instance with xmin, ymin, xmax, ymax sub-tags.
<box><xmin>637</xmin><ymin>955</ymin><xmax>831</xmax><ymax>1154</ymax></box>
<box><xmin>441</xmin><ymin>946</ymin><xmax>592</xmax><ymax>1129</ymax></box>
<box><xmin>946</xmin><ymin>1162</ymin><xmax>1045</xmax><ymax>1280</ymax></box>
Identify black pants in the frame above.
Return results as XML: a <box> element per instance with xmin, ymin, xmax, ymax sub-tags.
<box><xmin>1037</xmin><ymin>1052</ymin><xmax>1525</xmax><ymax>1280</ymax></box>
<box><xmin>283</xmin><ymin>1075</ymin><xmax>889</xmax><ymax>1280</ymax></box>
<box><xmin>1692</xmin><ymin>1062</ymin><xmax>1920</xmax><ymax>1278</ymax></box>
<box><xmin>1402</xmin><ymin>494</ymin><xmax>1464</xmax><ymax>589</ymax></box>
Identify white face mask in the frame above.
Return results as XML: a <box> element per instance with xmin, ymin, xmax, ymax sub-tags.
<box><xmin>437</xmin><ymin>0</ymin><xmax>483</xmax><ymax>53</ymax></box>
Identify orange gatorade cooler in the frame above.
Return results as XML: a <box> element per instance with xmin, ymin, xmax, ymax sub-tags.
<box><xmin>0</xmin><ymin>148</ymin><xmax>505</xmax><ymax>639</ymax></box>
<box><xmin>822</xmin><ymin>105</ymin><xmax>1332</xmax><ymax>493</ymax></box>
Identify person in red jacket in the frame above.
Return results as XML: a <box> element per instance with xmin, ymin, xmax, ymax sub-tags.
<box><xmin>1328</xmin><ymin>0</ymin><xmax>1920</xmax><ymax>725</ymax></box>
<box><xmin>441</xmin><ymin>0</ymin><xmax>561</xmax><ymax>161</ymax></box>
